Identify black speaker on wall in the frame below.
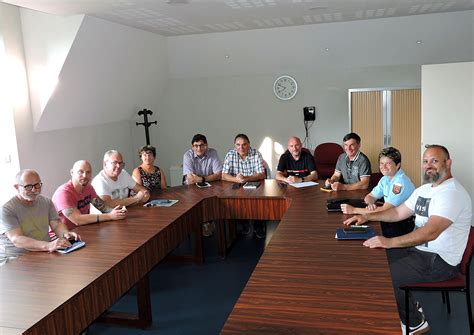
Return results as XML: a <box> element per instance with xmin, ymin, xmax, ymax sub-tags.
<box><xmin>303</xmin><ymin>106</ymin><xmax>316</xmax><ymax>121</ymax></box>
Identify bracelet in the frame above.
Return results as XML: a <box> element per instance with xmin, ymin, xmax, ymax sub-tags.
<box><xmin>202</xmin><ymin>176</ymin><xmax>205</xmax><ymax>183</ymax></box>
<box><xmin>96</xmin><ymin>215</ymin><xmax>99</xmax><ymax>223</ymax></box>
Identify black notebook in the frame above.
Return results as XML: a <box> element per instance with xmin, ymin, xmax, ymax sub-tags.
<box><xmin>327</xmin><ymin>198</ymin><xmax>366</xmax><ymax>212</ymax></box>
<box><xmin>243</xmin><ymin>181</ymin><xmax>261</xmax><ymax>189</ymax></box>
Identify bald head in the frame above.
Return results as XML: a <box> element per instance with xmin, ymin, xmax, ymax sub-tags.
<box><xmin>15</xmin><ymin>169</ymin><xmax>40</xmax><ymax>185</ymax></box>
<box><xmin>287</xmin><ymin>136</ymin><xmax>303</xmax><ymax>159</ymax></box>
<box><xmin>70</xmin><ymin>160</ymin><xmax>92</xmax><ymax>188</ymax></box>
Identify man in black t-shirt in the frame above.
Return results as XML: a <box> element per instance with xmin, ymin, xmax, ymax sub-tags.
<box><xmin>276</xmin><ymin>137</ymin><xmax>318</xmax><ymax>184</ymax></box>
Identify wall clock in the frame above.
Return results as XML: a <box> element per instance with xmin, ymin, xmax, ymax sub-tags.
<box><xmin>273</xmin><ymin>75</ymin><xmax>298</xmax><ymax>100</ymax></box>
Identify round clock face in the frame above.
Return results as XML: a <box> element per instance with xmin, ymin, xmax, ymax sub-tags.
<box><xmin>273</xmin><ymin>75</ymin><xmax>298</xmax><ymax>100</ymax></box>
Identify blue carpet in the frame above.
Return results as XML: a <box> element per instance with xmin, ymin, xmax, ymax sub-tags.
<box><xmin>88</xmin><ymin>221</ymin><xmax>274</xmax><ymax>335</ymax></box>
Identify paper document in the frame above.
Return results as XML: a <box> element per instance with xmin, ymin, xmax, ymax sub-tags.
<box><xmin>289</xmin><ymin>181</ymin><xmax>319</xmax><ymax>188</ymax></box>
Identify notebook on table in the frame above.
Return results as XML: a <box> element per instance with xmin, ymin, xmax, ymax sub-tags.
<box><xmin>243</xmin><ymin>181</ymin><xmax>261</xmax><ymax>189</ymax></box>
<box><xmin>327</xmin><ymin>198</ymin><xmax>367</xmax><ymax>212</ymax></box>
<box><xmin>335</xmin><ymin>226</ymin><xmax>376</xmax><ymax>240</ymax></box>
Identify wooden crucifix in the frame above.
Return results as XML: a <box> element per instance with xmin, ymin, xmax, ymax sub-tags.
<box><xmin>136</xmin><ymin>108</ymin><xmax>157</xmax><ymax>145</ymax></box>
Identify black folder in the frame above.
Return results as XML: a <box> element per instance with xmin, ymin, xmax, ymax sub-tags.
<box><xmin>327</xmin><ymin>198</ymin><xmax>367</xmax><ymax>212</ymax></box>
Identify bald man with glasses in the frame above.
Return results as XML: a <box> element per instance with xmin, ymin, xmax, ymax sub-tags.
<box><xmin>0</xmin><ymin>169</ymin><xmax>80</xmax><ymax>262</ymax></box>
<box><xmin>92</xmin><ymin>150</ymin><xmax>150</xmax><ymax>207</ymax></box>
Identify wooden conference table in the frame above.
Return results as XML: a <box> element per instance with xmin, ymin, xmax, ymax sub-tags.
<box><xmin>0</xmin><ymin>180</ymin><xmax>400</xmax><ymax>334</ymax></box>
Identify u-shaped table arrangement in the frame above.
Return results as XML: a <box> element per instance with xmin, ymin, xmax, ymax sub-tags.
<box><xmin>0</xmin><ymin>180</ymin><xmax>400</xmax><ymax>334</ymax></box>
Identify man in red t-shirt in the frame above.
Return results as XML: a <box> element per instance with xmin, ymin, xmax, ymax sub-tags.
<box><xmin>52</xmin><ymin>160</ymin><xmax>127</xmax><ymax>230</ymax></box>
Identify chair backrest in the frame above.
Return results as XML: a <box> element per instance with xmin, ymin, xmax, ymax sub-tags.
<box><xmin>460</xmin><ymin>227</ymin><xmax>474</xmax><ymax>275</ymax></box>
<box><xmin>262</xmin><ymin>159</ymin><xmax>270</xmax><ymax>179</ymax></box>
<box><xmin>313</xmin><ymin>143</ymin><xmax>344</xmax><ymax>179</ymax></box>
<box><xmin>369</xmin><ymin>172</ymin><xmax>383</xmax><ymax>191</ymax></box>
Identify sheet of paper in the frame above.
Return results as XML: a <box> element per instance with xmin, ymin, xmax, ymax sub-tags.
<box><xmin>289</xmin><ymin>181</ymin><xmax>319</xmax><ymax>188</ymax></box>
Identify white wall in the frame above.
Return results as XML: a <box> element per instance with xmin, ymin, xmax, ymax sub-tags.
<box><xmin>149</xmin><ymin>11</ymin><xmax>473</xmax><ymax>176</ymax></box>
<box><xmin>0</xmin><ymin>3</ymin><xmax>168</xmax><ymax>197</ymax></box>
<box><xmin>20</xmin><ymin>8</ymin><xmax>83</xmax><ymax>128</ymax></box>
<box><xmin>422</xmin><ymin>62</ymin><xmax>474</xmax><ymax>210</ymax></box>
<box><xmin>30</xmin><ymin>15</ymin><xmax>169</xmax><ymax>132</ymax></box>
<box><xmin>1</xmin><ymin>2</ymin><xmax>473</xmax><ymax>194</ymax></box>
<box><xmin>145</xmin><ymin>65</ymin><xmax>421</xmax><ymax>176</ymax></box>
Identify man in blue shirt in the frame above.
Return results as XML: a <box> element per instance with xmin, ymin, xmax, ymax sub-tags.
<box><xmin>183</xmin><ymin>134</ymin><xmax>222</xmax><ymax>185</ymax></box>
<box><xmin>341</xmin><ymin>147</ymin><xmax>416</xmax><ymax>237</ymax></box>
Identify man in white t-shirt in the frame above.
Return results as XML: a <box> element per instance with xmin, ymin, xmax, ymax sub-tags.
<box><xmin>92</xmin><ymin>150</ymin><xmax>150</xmax><ymax>207</ymax></box>
<box><xmin>344</xmin><ymin>145</ymin><xmax>472</xmax><ymax>335</ymax></box>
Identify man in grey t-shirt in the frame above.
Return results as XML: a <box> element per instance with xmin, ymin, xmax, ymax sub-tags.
<box><xmin>1</xmin><ymin>170</ymin><xmax>80</xmax><ymax>262</ymax></box>
<box><xmin>325</xmin><ymin>132</ymin><xmax>371</xmax><ymax>191</ymax></box>
<box><xmin>183</xmin><ymin>134</ymin><xmax>222</xmax><ymax>185</ymax></box>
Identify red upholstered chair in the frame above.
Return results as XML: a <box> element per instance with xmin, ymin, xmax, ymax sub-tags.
<box><xmin>313</xmin><ymin>143</ymin><xmax>344</xmax><ymax>179</ymax></box>
<box><xmin>401</xmin><ymin>227</ymin><xmax>474</xmax><ymax>335</ymax></box>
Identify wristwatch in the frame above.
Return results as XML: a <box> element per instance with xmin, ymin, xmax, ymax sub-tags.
<box><xmin>202</xmin><ymin>176</ymin><xmax>206</xmax><ymax>183</ymax></box>
<box><xmin>301</xmin><ymin>177</ymin><xmax>305</xmax><ymax>182</ymax></box>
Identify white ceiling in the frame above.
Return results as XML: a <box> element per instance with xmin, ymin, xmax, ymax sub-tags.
<box><xmin>4</xmin><ymin>0</ymin><xmax>474</xmax><ymax>36</ymax></box>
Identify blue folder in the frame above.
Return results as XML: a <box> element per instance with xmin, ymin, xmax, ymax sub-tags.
<box><xmin>336</xmin><ymin>227</ymin><xmax>376</xmax><ymax>240</ymax></box>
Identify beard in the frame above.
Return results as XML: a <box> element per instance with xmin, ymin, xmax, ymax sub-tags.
<box><xmin>22</xmin><ymin>192</ymin><xmax>39</xmax><ymax>201</ymax></box>
<box><xmin>423</xmin><ymin>169</ymin><xmax>445</xmax><ymax>183</ymax></box>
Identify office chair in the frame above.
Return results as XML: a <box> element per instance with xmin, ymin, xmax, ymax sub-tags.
<box><xmin>401</xmin><ymin>227</ymin><xmax>474</xmax><ymax>335</ymax></box>
<box><xmin>313</xmin><ymin>143</ymin><xmax>344</xmax><ymax>179</ymax></box>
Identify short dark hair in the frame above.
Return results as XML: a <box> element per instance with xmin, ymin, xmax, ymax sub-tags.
<box><xmin>191</xmin><ymin>134</ymin><xmax>207</xmax><ymax>145</ymax></box>
<box><xmin>379</xmin><ymin>147</ymin><xmax>402</xmax><ymax>165</ymax></box>
<box><xmin>424</xmin><ymin>144</ymin><xmax>450</xmax><ymax>159</ymax></box>
<box><xmin>138</xmin><ymin>145</ymin><xmax>156</xmax><ymax>157</ymax></box>
<box><xmin>234</xmin><ymin>133</ymin><xmax>250</xmax><ymax>143</ymax></box>
<box><xmin>343</xmin><ymin>132</ymin><xmax>361</xmax><ymax>144</ymax></box>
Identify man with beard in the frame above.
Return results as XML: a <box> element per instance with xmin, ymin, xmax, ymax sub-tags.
<box><xmin>1</xmin><ymin>169</ymin><xmax>81</xmax><ymax>260</ymax></box>
<box><xmin>52</xmin><ymin>160</ymin><xmax>127</xmax><ymax>231</ymax></box>
<box><xmin>344</xmin><ymin>145</ymin><xmax>472</xmax><ymax>335</ymax></box>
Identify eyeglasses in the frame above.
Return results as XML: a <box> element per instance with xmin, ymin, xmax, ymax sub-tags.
<box><xmin>192</xmin><ymin>144</ymin><xmax>207</xmax><ymax>148</ymax></box>
<box><xmin>19</xmin><ymin>182</ymin><xmax>43</xmax><ymax>191</ymax></box>
<box><xmin>108</xmin><ymin>161</ymin><xmax>125</xmax><ymax>168</ymax></box>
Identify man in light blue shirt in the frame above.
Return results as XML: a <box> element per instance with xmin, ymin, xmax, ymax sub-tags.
<box><xmin>341</xmin><ymin>147</ymin><xmax>415</xmax><ymax>237</ymax></box>
<box><xmin>342</xmin><ymin>147</ymin><xmax>415</xmax><ymax>213</ymax></box>
<box><xmin>183</xmin><ymin>134</ymin><xmax>222</xmax><ymax>185</ymax></box>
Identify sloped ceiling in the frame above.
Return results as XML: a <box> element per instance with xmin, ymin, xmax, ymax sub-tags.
<box><xmin>23</xmin><ymin>13</ymin><xmax>168</xmax><ymax>132</ymax></box>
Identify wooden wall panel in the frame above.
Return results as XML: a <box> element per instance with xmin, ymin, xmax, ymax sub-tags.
<box><xmin>351</xmin><ymin>91</ymin><xmax>384</xmax><ymax>170</ymax></box>
<box><xmin>391</xmin><ymin>89</ymin><xmax>421</xmax><ymax>186</ymax></box>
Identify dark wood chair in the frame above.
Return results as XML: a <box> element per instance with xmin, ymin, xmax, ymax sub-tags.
<box><xmin>401</xmin><ymin>227</ymin><xmax>474</xmax><ymax>335</ymax></box>
<box><xmin>313</xmin><ymin>143</ymin><xmax>344</xmax><ymax>179</ymax></box>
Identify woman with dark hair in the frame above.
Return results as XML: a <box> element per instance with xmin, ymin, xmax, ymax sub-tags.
<box><xmin>341</xmin><ymin>147</ymin><xmax>415</xmax><ymax>215</ymax></box>
<box><xmin>132</xmin><ymin>145</ymin><xmax>167</xmax><ymax>192</ymax></box>
<box><xmin>341</xmin><ymin>147</ymin><xmax>416</xmax><ymax>237</ymax></box>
